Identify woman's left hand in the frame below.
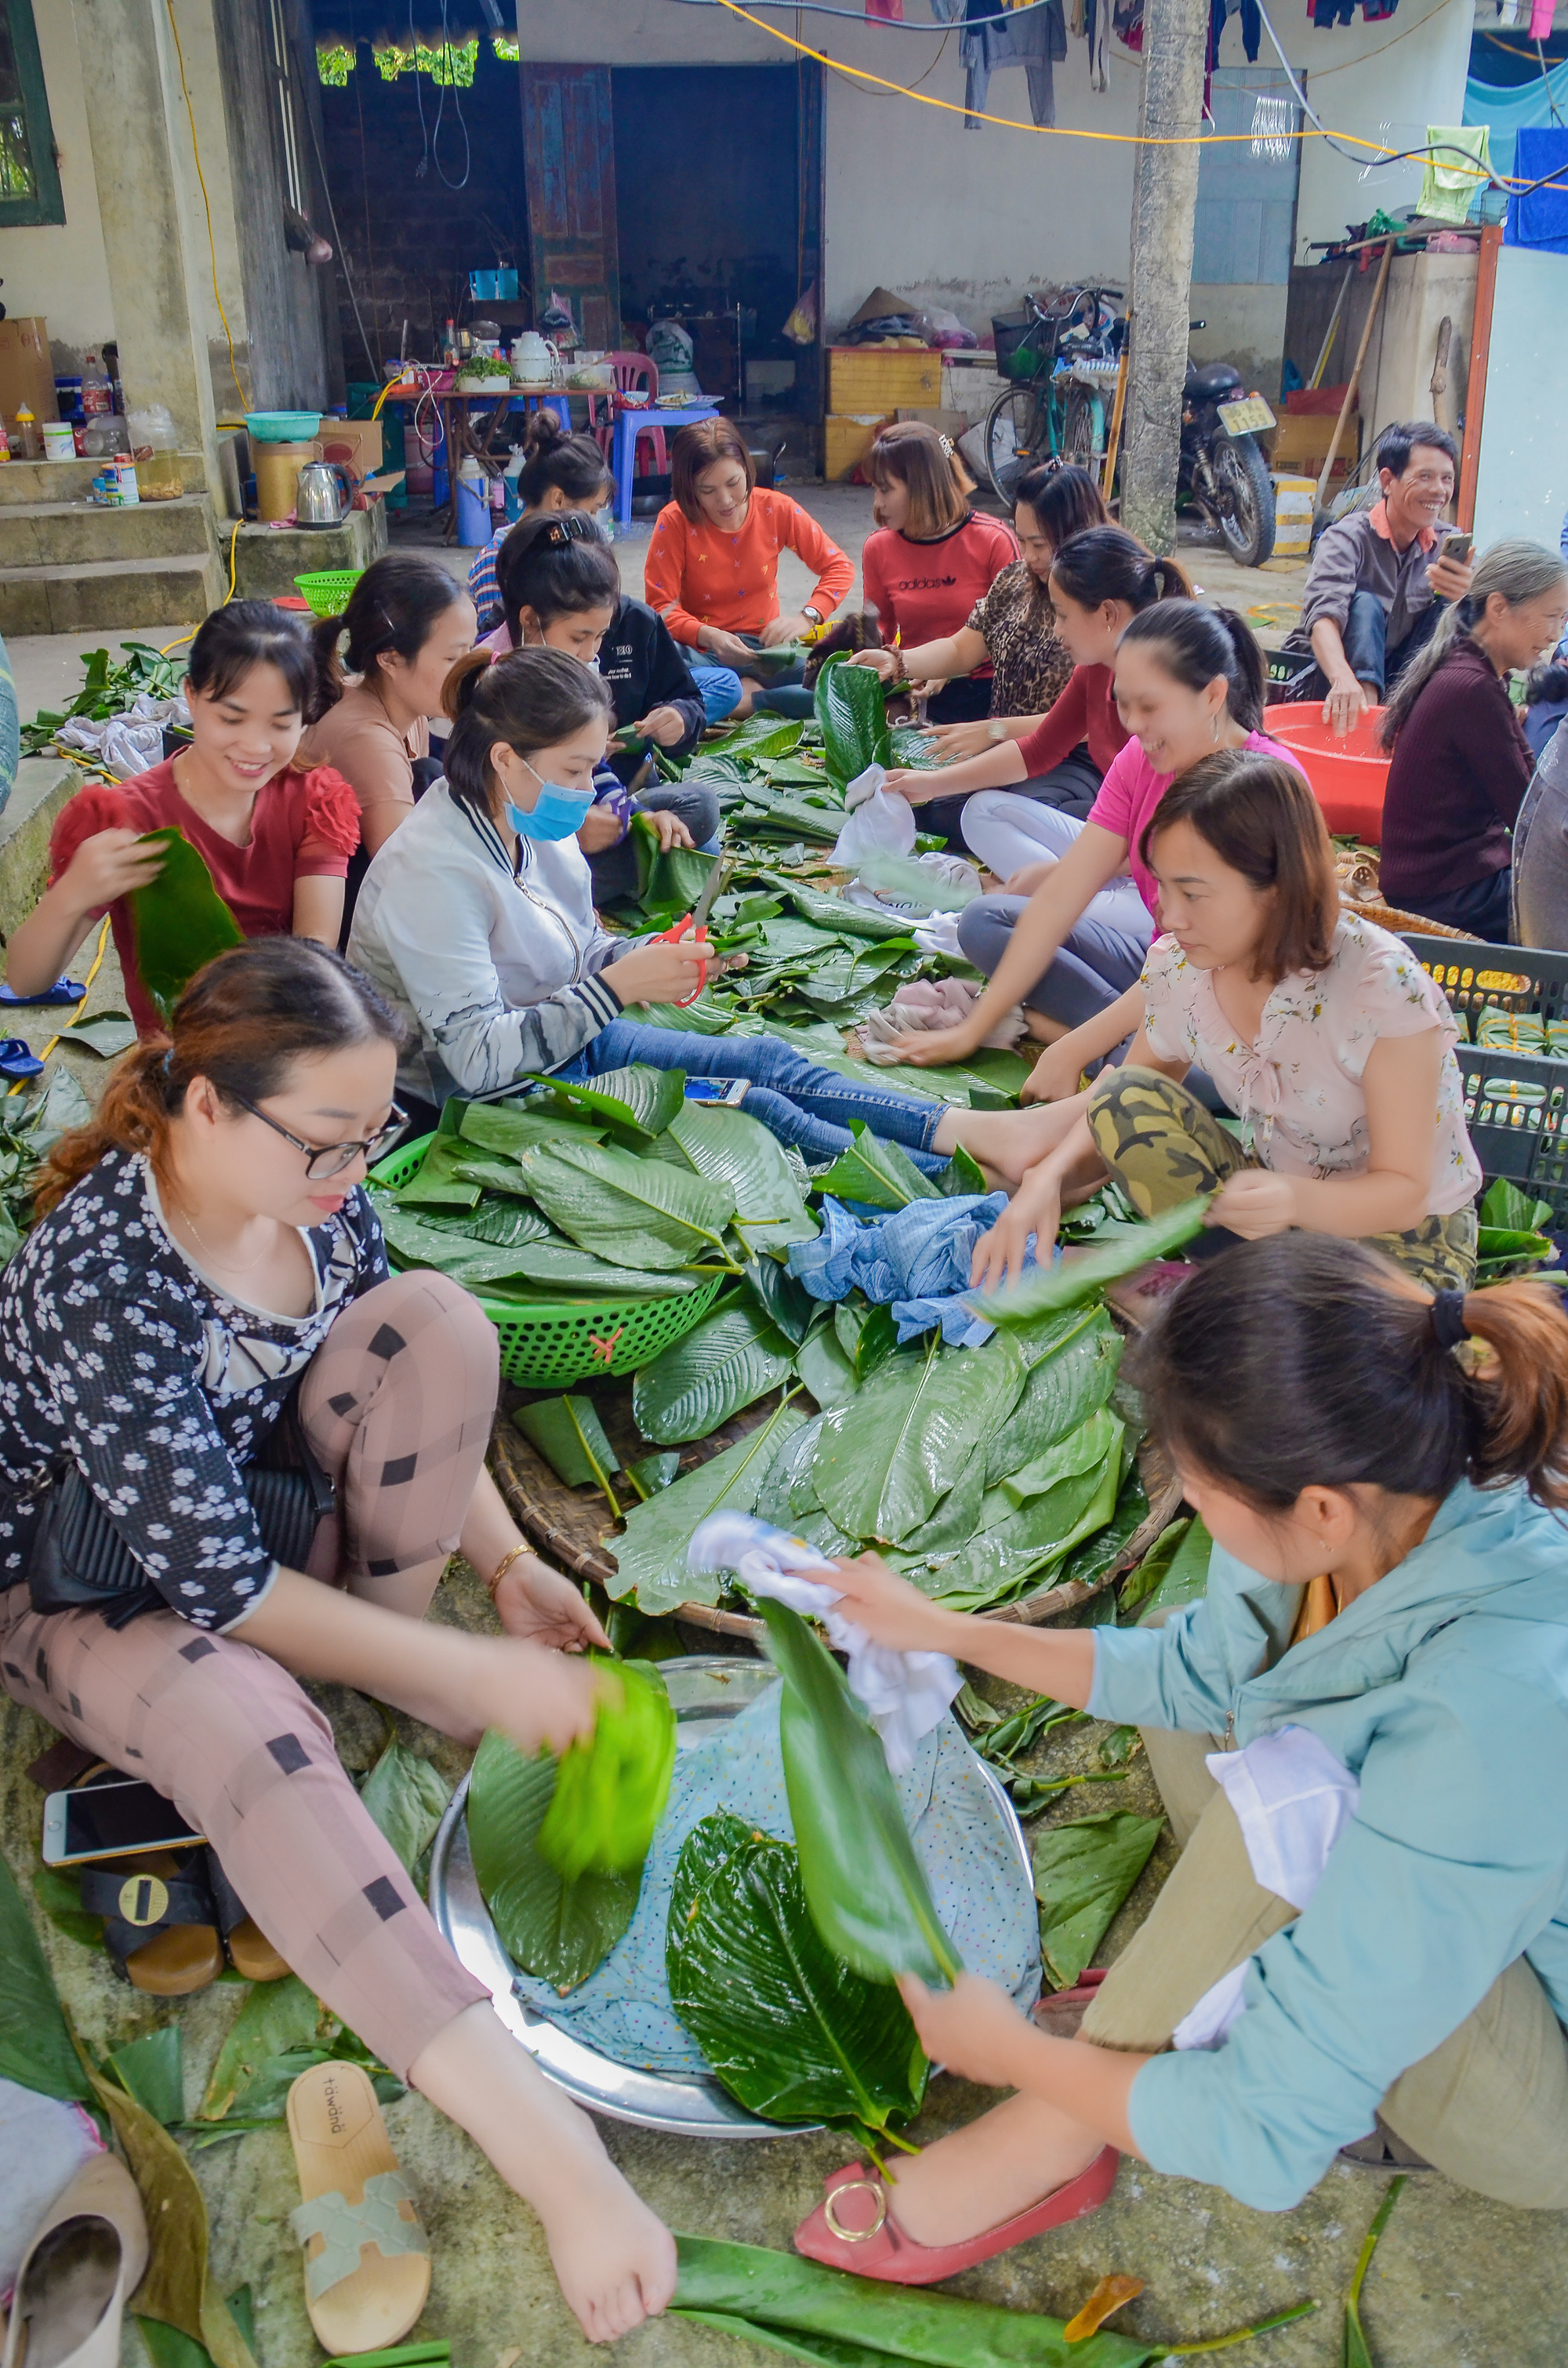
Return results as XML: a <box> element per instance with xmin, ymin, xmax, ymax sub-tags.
<box><xmin>577</xmin><ymin>804</ymin><xmax>626</xmax><ymax>854</ymax></box>
<box><xmin>493</xmin><ymin>1552</ymin><xmax>611</xmax><ymax>1652</ymax></box>
<box><xmin>635</xmin><ymin>704</ymin><xmax>691</xmax><ymax>748</ymax></box>
<box><xmin>760</xmin><ymin>611</ymin><xmax>811</xmax><ymax>649</ymax></box>
<box><xmin>896</xmin><ymin>1972</ymin><xmax>1036</xmax><ymax>2090</ymax></box>
<box><xmin>927</xmin><ymin>720</ymin><xmax>997</xmax><ymax>763</ymax></box>
<box><xmin>883</xmin><ymin>769</ymin><xmax>937</xmax><ymax>808</ymax></box>
<box><xmin>1210</xmin><ymin>1169</ymin><xmax>1298</xmax><ymax>1239</ymax></box>
<box><xmin>647</xmin><ymin>809</ymin><xmax>694</xmax><ymax>855</ymax></box>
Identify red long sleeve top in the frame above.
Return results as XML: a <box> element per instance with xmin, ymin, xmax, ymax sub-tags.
<box><xmin>858</xmin><ymin>513</ymin><xmax>1019</xmax><ymax>671</ymax></box>
<box><xmin>642</xmin><ymin>488</ymin><xmax>854</xmax><ymax>646</ymax></box>
<box><xmin>1014</xmin><ymin>663</ymin><xmax>1128</xmax><ymax>780</ymax></box>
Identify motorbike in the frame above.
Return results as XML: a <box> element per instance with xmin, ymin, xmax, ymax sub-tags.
<box><xmin>1178</xmin><ymin>334</ymin><xmax>1277</xmax><ymax>568</ymax></box>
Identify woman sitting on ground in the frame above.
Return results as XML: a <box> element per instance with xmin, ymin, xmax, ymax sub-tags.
<box><xmin>643</xmin><ymin>418</ymin><xmax>853</xmax><ymax>717</ymax></box>
<box><xmin>851</xmin><ymin>461</ymin><xmax>1107</xmax><ymax>789</ymax></box>
<box><xmin>973</xmin><ymin>749</ymin><xmax>1481</xmax><ymax>1295</ymax></box>
<box><xmin>347</xmin><ymin>644</ymin><xmax>1076</xmax><ymax>1184</ymax></box>
<box><xmin>800</xmin><ymin>1233</ymin><xmax>1568</xmax><ymax>2279</ymax></box>
<box><xmin>7</xmin><ymin>604</ymin><xmax>359</xmax><ymax>1033</ymax></box>
<box><xmin>0</xmin><ymin>938</ymin><xmax>675</xmax><ymax>2343</ymax></box>
<box><xmin>481</xmin><ymin>512</ymin><xmax>718</xmax><ymax>903</ymax></box>
<box><xmin>887</xmin><ymin>599</ymin><xmax>1300</xmax><ymax>1094</ymax></box>
<box><xmin>1377</xmin><ymin>538</ymin><xmax>1568</xmax><ymax>942</ymax></box>
<box><xmin>856</xmin><ymin>422</ymin><xmax>1019</xmax><ymax>743</ymax></box>
<box><xmin>296</xmin><ymin>554</ymin><xmax>477</xmax><ymax>944</ymax></box>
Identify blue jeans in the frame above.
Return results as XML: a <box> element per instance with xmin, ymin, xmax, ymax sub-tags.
<box><xmin>691</xmin><ymin>664</ymin><xmax>742</xmax><ymax>724</ymax></box>
<box><xmin>557</xmin><ymin>1017</ymin><xmax>949</xmax><ymax>1171</ymax></box>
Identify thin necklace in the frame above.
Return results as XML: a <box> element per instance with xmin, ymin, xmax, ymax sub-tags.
<box><xmin>172</xmin><ymin>1201</ymin><xmax>276</xmax><ymax>1277</ymax></box>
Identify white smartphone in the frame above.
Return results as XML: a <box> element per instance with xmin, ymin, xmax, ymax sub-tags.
<box><xmin>42</xmin><ymin>1780</ymin><xmax>204</xmax><ymax>1867</ymax></box>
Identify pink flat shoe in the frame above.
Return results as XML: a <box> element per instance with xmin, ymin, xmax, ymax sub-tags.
<box><xmin>793</xmin><ymin>2147</ymin><xmax>1119</xmax><ymax>2285</ymax></box>
<box><xmin>1031</xmin><ymin>1967</ymin><xmax>1107</xmax><ymax>2039</ymax></box>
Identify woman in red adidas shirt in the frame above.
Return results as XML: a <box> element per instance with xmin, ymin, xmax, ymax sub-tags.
<box><xmin>7</xmin><ymin>603</ymin><xmax>358</xmax><ymax>1033</ymax></box>
<box><xmin>859</xmin><ymin>421</ymin><xmax>1019</xmax><ymax>737</ymax></box>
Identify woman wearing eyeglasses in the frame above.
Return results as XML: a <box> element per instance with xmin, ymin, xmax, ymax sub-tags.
<box><xmin>0</xmin><ymin>935</ymin><xmax>678</xmax><ymax>2348</ymax></box>
<box><xmin>7</xmin><ymin>605</ymin><xmax>360</xmax><ymax>1032</ymax></box>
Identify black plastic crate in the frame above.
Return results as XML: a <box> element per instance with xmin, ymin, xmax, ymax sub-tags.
<box><xmin>1404</xmin><ymin>932</ymin><xmax>1568</xmax><ymax>1032</ymax></box>
<box><xmin>1457</xmin><ymin>1048</ymin><xmax>1568</xmax><ymax>1224</ymax></box>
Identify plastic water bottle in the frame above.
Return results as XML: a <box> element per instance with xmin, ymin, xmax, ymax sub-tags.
<box><xmin>82</xmin><ymin>353</ymin><xmax>113</xmax><ymax>419</ymax></box>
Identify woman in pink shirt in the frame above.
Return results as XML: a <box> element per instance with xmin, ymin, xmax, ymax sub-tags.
<box><xmin>890</xmin><ymin>601</ymin><xmax>1302</xmax><ymax>1088</ymax></box>
<box><xmin>970</xmin><ymin>748</ymin><xmax>1480</xmax><ymax>1294</ymax></box>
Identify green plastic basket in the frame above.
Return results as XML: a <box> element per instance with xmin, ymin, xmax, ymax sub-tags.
<box><xmin>371</xmin><ymin>1134</ymin><xmax>724</xmax><ymax>1387</ymax></box>
<box><xmin>294</xmin><ymin>568</ymin><xmax>365</xmax><ymax>619</ymax></box>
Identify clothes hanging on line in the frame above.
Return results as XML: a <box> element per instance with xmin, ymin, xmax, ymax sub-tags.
<box><xmin>1419</xmin><ymin>123</ymin><xmax>1490</xmax><ymax>224</ymax></box>
<box><xmin>962</xmin><ymin>0</ymin><xmax>1067</xmax><ymax>126</ymax></box>
<box><xmin>1309</xmin><ymin>0</ymin><xmax>1397</xmax><ymax>23</ymax></box>
<box><xmin>1506</xmin><ymin>125</ymin><xmax>1568</xmax><ymax>253</ymax></box>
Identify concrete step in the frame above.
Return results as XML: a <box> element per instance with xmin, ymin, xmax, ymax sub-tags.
<box><xmin>0</xmin><ymin>553</ymin><xmax>220</xmax><ymax>634</ymax></box>
<box><xmin>0</xmin><ymin>452</ymin><xmax>206</xmax><ymax>507</ymax></box>
<box><xmin>0</xmin><ymin>494</ymin><xmax>215</xmax><ymax>568</ymax></box>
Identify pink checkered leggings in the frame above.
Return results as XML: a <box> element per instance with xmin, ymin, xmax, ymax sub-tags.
<box><xmin>0</xmin><ymin>1272</ymin><xmax>499</xmax><ymax>2075</ymax></box>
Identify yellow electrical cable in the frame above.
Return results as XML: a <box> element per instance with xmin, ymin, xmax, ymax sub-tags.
<box><xmin>714</xmin><ymin>0</ymin><xmax>1558</xmax><ymax>186</ymax></box>
<box><xmin>159</xmin><ymin>518</ymin><xmax>241</xmax><ymax>656</ymax></box>
<box><xmin>9</xmin><ymin>919</ymin><xmax>113</xmax><ymax>1095</ymax></box>
<box><xmin>161</xmin><ymin>0</ymin><xmax>249</xmax><ymax>412</ymax></box>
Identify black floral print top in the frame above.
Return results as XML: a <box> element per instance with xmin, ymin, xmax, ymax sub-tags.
<box><xmin>0</xmin><ymin>1149</ymin><xmax>387</xmax><ymax>1629</ymax></box>
<box><xmin>967</xmin><ymin>560</ymin><xmax>1073</xmax><ymax>719</ymax></box>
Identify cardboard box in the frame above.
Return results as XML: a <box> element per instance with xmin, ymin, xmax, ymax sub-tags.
<box><xmin>0</xmin><ymin>319</ymin><xmax>59</xmax><ymax>426</ymax></box>
<box><xmin>829</xmin><ymin>347</ymin><xmax>942</xmax><ymax>412</ymax></box>
<box><xmin>1267</xmin><ymin>412</ymin><xmax>1358</xmax><ymax>481</ymax></box>
<box><xmin>824</xmin><ymin>413</ymin><xmax>891</xmax><ymax>481</ymax></box>
<box><xmin>316</xmin><ymin>416</ymin><xmax>384</xmax><ymax>484</ymax></box>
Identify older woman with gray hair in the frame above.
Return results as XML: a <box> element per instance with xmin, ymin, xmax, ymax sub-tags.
<box><xmin>1378</xmin><ymin>539</ymin><xmax>1568</xmax><ymax>942</ymax></box>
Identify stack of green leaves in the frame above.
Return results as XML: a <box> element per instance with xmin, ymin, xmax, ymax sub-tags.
<box><xmin>1475</xmin><ymin>1177</ymin><xmax>1563</xmax><ymax>1284</ymax></box>
<box><xmin>129</xmin><ymin>829</ymin><xmax>245</xmax><ymax>1022</ymax></box>
<box><xmin>537</xmin><ymin>1658</ymin><xmax>678</xmax><ymax>1881</ymax></box>
<box><xmin>20</xmin><ymin>638</ymin><xmax>189</xmax><ymax>758</ymax></box>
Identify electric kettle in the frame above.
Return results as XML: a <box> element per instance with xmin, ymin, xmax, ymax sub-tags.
<box><xmin>295</xmin><ymin>459</ymin><xmax>353</xmax><ymax>527</ymax></box>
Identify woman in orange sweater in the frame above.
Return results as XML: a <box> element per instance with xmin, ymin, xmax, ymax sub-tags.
<box><xmin>643</xmin><ymin>419</ymin><xmax>853</xmax><ymax>716</ymax></box>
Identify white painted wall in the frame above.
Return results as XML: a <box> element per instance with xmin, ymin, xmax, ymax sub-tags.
<box><xmin>1472</xmin><ymin>244</ymin><xmax>1568</xmax><ymax>550</ymax></box>
<box><xmin>3</xmin><ymin>0</ymin><xmax>115</xmax><ymax>354</ymax></box>
<box><xmin>1277</xmin><ymin>0</ymin><xmax>1473</xmax><ymax>258</ymax></box>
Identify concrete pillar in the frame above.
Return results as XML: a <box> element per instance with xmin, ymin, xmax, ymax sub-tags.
<box><xmin>1120</xmin><ymin>0</ymin><xmax>1209</xmax><ymax>557</ymax></box>
<box><xmin>68</xmin><ymin>0</ymin><xmax>224</xmax><ymax>495</ymax></box>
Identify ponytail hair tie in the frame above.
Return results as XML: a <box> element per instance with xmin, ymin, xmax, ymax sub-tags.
<box><xmin>1430</xmin><ymin>1287</ymin><xmax>1468</xmax><ymax>1351</ymax></box>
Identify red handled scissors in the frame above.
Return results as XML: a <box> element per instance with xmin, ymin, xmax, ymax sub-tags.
<box><xmin>653</xmin><ymin>854</ymin><xmax>734</xmax><ymax>1006</ymax></box>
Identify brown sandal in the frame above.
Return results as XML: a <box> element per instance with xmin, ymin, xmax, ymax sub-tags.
<box><xmin>287</xmin><ymin>2062</ymin><xmax>430</xmax><ymax>2356</ymax></box>
<box><xmin>79</xmin><ymin>1852</ymin><xmax>223</xmax><ymax>1996</ymax></box>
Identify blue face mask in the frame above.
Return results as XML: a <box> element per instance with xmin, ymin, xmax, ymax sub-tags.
<box><xmin>505</xmin><ymin>755</ymin><xmax>596</xmax><ymax>844</ymax></box>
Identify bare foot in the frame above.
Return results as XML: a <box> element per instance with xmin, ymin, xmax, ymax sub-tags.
<box><xmin>942</xmin><ymin>1099</ymin><xmax>1086</xmax><ymax>1186</ymax></box>
<box><xmin>882</xmin><ymin>2092</ymin><xmax>1108</xmax><ymax>2245</ymax></box>
<box><xmin>539</xmin><ymin>2159</ymin><xmax>677</xmax><ymax>2344</ymax></box>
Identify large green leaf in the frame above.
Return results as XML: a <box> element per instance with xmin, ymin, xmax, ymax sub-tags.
<box><xmin>390</xmin><ymin>1135</ymin><xmax>482</xmax><ymax>1209</ymax></box>
<box><xmin>608</xmin><ymin>1398</ymin><xmax>806</xmax><ymax>1611</ymax></box>
<box><xmin>1000</xmin><ymin>1404</ymin><xmax>1123</xmax><ymax>1508</ymax></box>
<box><xmin>67</xmin><ymin>1009</ymin><xmax>139</xmax><ymax>1059</ymax></box>
<box><xmin>198</xmin><ymin>1976</ymin><xmax>330</xmax><ymax>2120</ymax></box>
<box><xmin>633</xmin><ymin>1296</ymin><xmax>795</xmax><ymax>1444</ymax></box>
<box><xmin>796</xmin><ymin>1321</ymin><xmax>858</xmax><ymax>1411</ymax></box>
<box><xmin>1033</xmin><ymin>1810</ymin><xmax>1164</xmax><ymax>1988</ymax></box>
<box><xmin>539</xmin><ymin>1659</ymin><xmax>676</xmax><ymax>1880</ymax></box>
<box><xmin>817</xmin><ymin>1122</ymin><xmax>941</xmax><ymax>1211</ymax></box>
<box><xmin>517</xmin><ymin>1139</ymin><xmax>737</xmax><ymax>1269</ymax></box>
<box><xmin>1124</xmin><ymin>1516</ymin><xmax>1214</xmax><ymax>1622</ymax></box>
<box><xmin>666</xmin><ymin>1102</ymin><xmax>818</xmax><ymax>1253</ymax></box>
<box><xmin>535</xmin><ymin>1063</ymin><xmax>687</xmax><ymax>1144</ymax></box>
<box><xmin>985</xmin><ymin>1307</ymin><xmax>1122</xmax><ymax>1484</ymax></box>
<box><xmin>760</xmin><ymin>873</ymin><xmax>916</xmax><ymax>944</ymax></box>
<box><xmin>760</xmin><ymin>1600</ymin><xmax>961</xmax><ymax>1987</ymax></box>
<box><xmin>898</xmin><ymin>1418</ymin><xmax>1125</xmax><ymax>1611</ymax></box>
<box><xmin>670</xmin><ymin>2235</ymin><xmax>1157</xmax><ymax>2368</ymax></box>
<box><xmin>459</xmin><ymin>1099</ymin><xmax>604</xmax><ymax>1158</ymax></box>
<box><xmin>631</xmin><ymin>816</ymin><xmax>718</xmax><ymax>915</ymax></box>
<box><xmin>977</xmin><ymin>1198</ymin><xmax>1212</xmax><ymax>1324</ymax></box>
<box><xmin>129</xmin><ymin>828</ymin><xmax>245</xmax><ymax>1020</ymax></box>
<box><xmin>466</xmin><ymin>1728</ymin><xmax>641</xmax><ymax>1992</ymax></box>
<box><xmin>667</xmin><ymin>1813</ymin><xmax>927</xmax><ymax>2132</ymax></box>
<box><xmin>377</xmin><ymin>1200</ymin><xmax>699</xmax><ymax>1298</ymax></box>
<box><xmin>814</xmin><ymin>1333</ymin><xmax>1027</xmax><ymax>1547</ymax></box>
<box><xmin>407</xmin><ymin>1197</ymin><xmax>550</xmax><ymax>1248</ymax></box>
<box><xmin>815</xmin><ymin>656</ymin><xmax>892</xmax><ymax>792</ymax></box>
<box><xmin>358</xmin><ymin>1734</ymin><xmax>452</xmax><ymax>1881</ymax></box>
<box><xmin>107</xmin><ymin>2026</ymin><xmax>184</xmax><ymax>2126</ymax></box>
<box><xmin>0</xmin><ymin>1850</ymin><xmax>93</xmax><ymax>2101</ymax></box>
<box><xmin>515</xmin><ymin>1395</ymin><xmax>622</xmax><ymax>1495</ymax></box>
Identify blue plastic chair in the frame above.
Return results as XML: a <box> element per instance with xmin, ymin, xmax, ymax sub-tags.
<box><xmin>507</xmin><ymin>391</ymin><xmax>572</xmax><ymax>434</ymax></box>
<box><xmin>611</xmin><ymin>401</ymin><xmax>717</xmax><ymax>526</ymax></box>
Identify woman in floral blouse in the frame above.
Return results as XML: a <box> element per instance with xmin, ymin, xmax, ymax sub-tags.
<box><xmin>0</xmin><ymin>937</ymin><xmax>676</xmax><ymax>2348</ymax></box>
<box><xmin>971</xmin><ymin>748</ymin><xmax>1483</xmax><ymax>1296</ymax></box>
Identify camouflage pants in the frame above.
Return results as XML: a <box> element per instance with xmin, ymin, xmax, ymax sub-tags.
<box><xmin>1085</xmin><ymin>1066</ymin><xmax>1477</xmax><ymax>1294</ymax></box>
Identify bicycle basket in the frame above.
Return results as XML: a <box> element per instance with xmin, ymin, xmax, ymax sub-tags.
<box><xmin>992</xmin><ymin>313</ymin><xmax>1048</xmax><ymax>383</ymax></box>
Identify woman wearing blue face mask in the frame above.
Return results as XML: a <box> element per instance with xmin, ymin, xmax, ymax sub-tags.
<box><xmin>348</xmin><ymin>645</ymin><xmax>1082</xmax><ymax>1185</ymax></box>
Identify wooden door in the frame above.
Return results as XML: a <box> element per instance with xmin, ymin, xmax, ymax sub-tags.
<box><xmin>521</xmin><ymin>64</ymin><xmax>622</xmax><ymax>350</ymax></box>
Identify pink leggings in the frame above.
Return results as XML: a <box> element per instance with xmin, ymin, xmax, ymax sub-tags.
<box><xmin>0</xmin><ymin>1272</ymin><xmax>499</xmax><ymax>2076</ymax></box>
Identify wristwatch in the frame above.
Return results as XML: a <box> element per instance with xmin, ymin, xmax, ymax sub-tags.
<box><xmin>801</xmin><ymin>605</ymin><xmax>822</xmax><ymax>628</ymax></box>
<box><xmin>985</xmin><ymin>719</ymin><xmax>1007</xmax><ymax>743</ymax></box>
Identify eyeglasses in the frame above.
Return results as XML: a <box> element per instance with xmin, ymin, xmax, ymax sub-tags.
<box><xmin>234</xmin><ymin>1095</ymin><xmax>409</xmax><ymax>1180</ymax></box>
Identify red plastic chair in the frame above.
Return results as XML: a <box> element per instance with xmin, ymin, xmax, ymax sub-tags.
<box><xmin>587</xmin><ymin>353</ymin><xmax>666</xmax><ymax>474</ymax></box>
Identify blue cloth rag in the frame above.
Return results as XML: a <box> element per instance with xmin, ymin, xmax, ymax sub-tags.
<box><xmin>1507</xmin><ymin>127</ymin><xmax>1568</xmax><ymax>254</ymax></box>
<box><xmin>786</xmin><ymin>1191</ymin><xmax>1036</xmax><ymax>1348</ymax></box>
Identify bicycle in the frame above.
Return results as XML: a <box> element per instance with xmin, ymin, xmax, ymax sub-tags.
<box><xmin>983</xmin><ymin>287</ymin><xmax>1125</xmax><ymax>503</ymax></box>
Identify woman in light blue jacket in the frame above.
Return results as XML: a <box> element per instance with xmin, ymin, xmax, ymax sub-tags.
<box><xmin>799</xmin><ymin>1233</ymin><xmax>1568</xmax><ymax>2282</ymax></box>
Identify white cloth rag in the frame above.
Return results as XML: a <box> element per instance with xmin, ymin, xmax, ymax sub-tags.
<box><xmin>687</xmin><ymin>1510</ymin><xmax>961</xmax><ymax>1774</ymax></box>
<box><xmin>1173</xmin><ymin>1724</ymin><xmax>1361</xmax><ymax>2052</ymax></box>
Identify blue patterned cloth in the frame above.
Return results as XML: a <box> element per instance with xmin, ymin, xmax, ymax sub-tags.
<box><xmin>787</xmin><ymin>1190</ymin><xmax>1038</xmax><ymax>1347</ymax></box>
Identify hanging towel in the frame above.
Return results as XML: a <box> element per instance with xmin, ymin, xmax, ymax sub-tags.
<box><xmin>688</xmin><ymin>1512</ymin><xmax>964</xmax><ymax>1773</ymax></box>
<box><xmin>1530</xmin><ymin>0</ymin><xmax>1554</xmax><ymax>35</ymax></box>
<box><xmin>1420</xmin><ymin>124</ymin><xmax>1491</xmax><ymax>225</ymax></box>
<box><xmin>1172</xmin><ymin>1725</ymin><xmax>1361</xmax><ymax>2051</ymax></box>
<box><xmin>1507</xmin><ymin>124</ymin><xmax>1568</xmax><ymax>253</ymax></box>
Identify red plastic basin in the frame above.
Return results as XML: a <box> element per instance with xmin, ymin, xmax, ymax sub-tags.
<box><xmin>1263</xmin><ymin>701</ymin><xmax>1391</xmax><ymax>842</ymax></box>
